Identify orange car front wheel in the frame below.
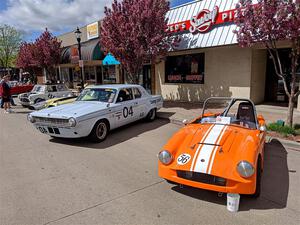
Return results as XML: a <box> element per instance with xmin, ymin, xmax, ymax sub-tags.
<box><xmin>250</xmin><ymin>157</ymin><xmax>262</xmax><ymax>198</ymax></box>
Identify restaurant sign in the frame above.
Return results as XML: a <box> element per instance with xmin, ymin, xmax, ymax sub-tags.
<box><xmin>166</xmin><ymin>6</ymin><xmax>245</xmax><ymax>34</ymax></box>
<box><xmin>87</xmin><ymin>22</ymin><xmax>99</xmax><ymax>40</ymax></box>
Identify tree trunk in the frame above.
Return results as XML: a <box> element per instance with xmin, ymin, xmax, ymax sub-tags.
<box><xmin>286</xmin><ymin>43</ymin><xmax>297</xmax><ymax>127</ymax></box>
<box><xmin>286</xmin><ymin>96</ymin><xmax>294</xmax><ymax>127</ymax></box>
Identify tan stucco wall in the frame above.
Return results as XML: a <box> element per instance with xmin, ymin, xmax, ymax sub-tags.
<box><xmin>155</xmin><ymin>46</ymin><xmax>253</xmax><ymax>102</ymax></box>
<box><xmin>250</xmin><ymin>50</ymin><xmax>267</xmax><ymax>104</ymax></box>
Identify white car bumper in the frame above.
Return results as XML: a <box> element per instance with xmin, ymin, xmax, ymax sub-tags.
<box><xmin>33</xmin><ymin>124</ymin><xmax>90</xmax><ymax>138</ymax></box>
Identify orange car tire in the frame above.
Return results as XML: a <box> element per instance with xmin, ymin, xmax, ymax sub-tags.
<box><xmin>251</xmin><ymin>157</ymin><xmax>262</xmax><ymax>198</ymax></box>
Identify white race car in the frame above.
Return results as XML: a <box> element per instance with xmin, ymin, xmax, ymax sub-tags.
<box><xmin>28</xmin><ymin>84</ymin><xmax>163</xmax><ymax>142</ymax></box>
<box><xmin>19</xmin><ymin>83</ymin><xmax>72</xmax><ymax>107</ymax></box>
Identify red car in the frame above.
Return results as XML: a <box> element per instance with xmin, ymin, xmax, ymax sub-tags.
<box><xmin>9</xmin><ymin>81</ymin><xmax>34</xmax><ymax>95</ymax></box>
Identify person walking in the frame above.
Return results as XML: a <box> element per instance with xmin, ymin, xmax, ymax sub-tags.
<box><xmin>1</xmin><ymin>75</ymin><xmax>14</xmax><ymax>113</ymax></box>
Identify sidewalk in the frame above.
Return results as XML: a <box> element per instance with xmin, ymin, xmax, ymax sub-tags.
<box><xmin>157</xmin><ymin>101</ymin><xmax>300</xmax><ymax>125</ymax></box>
<box><xmin>157</xmin><ymin>101</ymin><xmax>300</xmax><ymax>145</ymax></box>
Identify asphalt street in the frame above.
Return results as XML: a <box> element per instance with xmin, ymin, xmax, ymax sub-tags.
<box><xmin>0</xmin><ymin>106</ymin><xmax>300</xmax><ymax>225</ymax></box>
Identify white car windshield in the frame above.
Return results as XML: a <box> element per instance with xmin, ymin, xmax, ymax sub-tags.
<box><xmin>76</xmin><ymin>88</ymin><xmax>117</xmax><ymax>103</ymax></box>
<box><xmin>32</xmin><ymin>85</ymin><xmax>45</xmax><ymax>93</ymax></box>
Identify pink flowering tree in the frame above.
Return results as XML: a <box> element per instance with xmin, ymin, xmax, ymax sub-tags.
<box><xmin>34</xmin><ymin>29</ymin><xmax>61</xmax><ymax>80</ymax></box>
<box><xmin>101</xmin><ymin>0</ymin><xmax>172</xmax><ymax>83</ymax></box>
<box><xmin>234</xmin><ymin>0</ymin><xmax>300</xmax><ymax>127</ymax></box>
<box><xmin>17</xmin><ymin>29</ymin><xmax>61</xmax><ymax>81</ymax></box>
<box><xmin>16</xmin><ymin>42</ymin><xmax>40</xmax><ymax>79</ymax></box>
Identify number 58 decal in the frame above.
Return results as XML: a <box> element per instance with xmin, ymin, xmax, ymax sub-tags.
<box><xmin>123</xmin><ymin>106</ymin><xmax>133</xmax><ymax>118</ymax></box>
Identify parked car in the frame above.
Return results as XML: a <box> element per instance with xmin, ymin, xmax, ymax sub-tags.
<box><xmin>18</xmin><ymin>83</ymin><xmax>72</xmax><ymax>107</ymax></box>
<box><xmin>28</xmin><ymin>95</ymin><xmax>77</xmax><ymax>110</ymax></box>
<box><xmin>27</xmin><ymin>84</ymin><xmax>163</xmax><ymax>142</ymax></box>
<box><xmin>9</xmin><ymin>81</ymin><xmax>34</xmax><ymax>95</ymax></box>
<box><xmin>158</xmin><ymin>97</ymin><xmax>266</xmax><ymax>198</ymax></box>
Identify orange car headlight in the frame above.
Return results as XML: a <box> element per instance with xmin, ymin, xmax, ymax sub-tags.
<box><xmin>237</xmin><ymin>161</ymin><xmax>255</xmax><ymax>178</ymax></box>
<box><xmin>158</xmin><ymin>150</ymin><xmax>173</xmax><ymax>165</ymax></box>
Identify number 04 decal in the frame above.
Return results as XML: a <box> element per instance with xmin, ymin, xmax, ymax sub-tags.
<box><xmin>123</xmin><ymin>106</ymin><xmax>133</xmax><ymax>118</ymax></box>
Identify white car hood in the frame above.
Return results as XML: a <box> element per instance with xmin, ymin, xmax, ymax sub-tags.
<box><xmin>31</xmin><ymin>101</ymin><xmax>109</xmax><ymax>118</ymax></box>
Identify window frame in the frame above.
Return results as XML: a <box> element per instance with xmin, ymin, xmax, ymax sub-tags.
<box><xmin>165</xmin><ymin>53</ymin><xmax>205</xmax><ymax>84</ymax></box>
<box><xmin>116</xmin><ymin>88</ymin><xmax>134</xmax><ymax>103</ymax></box>
<box><xmin>132</xmin><ymin>87</ymin><xmax>142</xmax><ymax>99</ymax></box>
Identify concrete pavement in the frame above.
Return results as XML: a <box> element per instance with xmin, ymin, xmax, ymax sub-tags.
<box><xmin>0</xmin><ymin>106</ymin><xmax>300</xmax><ymax>225</ymax></box>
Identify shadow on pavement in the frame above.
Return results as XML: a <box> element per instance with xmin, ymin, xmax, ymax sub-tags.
<box><xmin>163</xmin><ymin>101</ymin><xmax>203</xmax><ymax>110</ymax></box>
<box><xmin>170</xmin><ymin>139</ymin><xmax>289</xmax><ymax>211</ymax></box>
<box><xmin>49</xmin><ymin>119</ymin><xmax>169</xmax><ymax>149</ymax></box>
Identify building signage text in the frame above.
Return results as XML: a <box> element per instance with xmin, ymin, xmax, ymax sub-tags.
<box><xmin>87</xmin><ymin>22</ymin><xmax>99</xmax><ymax>40</ymax></box>
<box><xmin>167</xmin><ymin>6</ymin><xmax>246</xmax><ymax>34</ymax></box>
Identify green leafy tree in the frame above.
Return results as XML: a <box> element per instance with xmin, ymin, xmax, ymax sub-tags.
<box><xmin>0</xmin><ymin>24</ymin><xmax>22</xmax><ymax>70</ymax></box>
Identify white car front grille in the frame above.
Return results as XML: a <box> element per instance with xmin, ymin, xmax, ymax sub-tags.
<box><xmin>33</xmin><ymin>117</ymin><xmax>69</xmax><ymax>127</ymax></box>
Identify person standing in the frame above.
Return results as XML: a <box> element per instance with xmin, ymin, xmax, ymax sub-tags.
<box><xmin>0</xmin><ymin>77</ymin><xmax>3</xmax><ymax>108</ymax></box>
<box><xmin>1</xmin><ymin>75</ymin><xmax>13</xmax><ymax>113</ymax></box>
<box><xmin>0</xmin><ymin>77</ymin><xmax>16</xmax><ymax>108</ymax></box>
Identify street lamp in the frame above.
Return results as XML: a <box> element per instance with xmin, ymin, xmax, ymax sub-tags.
<box><xmin>74</xmin><ymin>27</ymin><xmax>84</xmax><ymax>90</ymax></box>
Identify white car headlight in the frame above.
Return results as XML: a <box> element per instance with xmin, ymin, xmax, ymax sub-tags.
<box><xmin>68</xmin><ymin>117</ymin><xmax>77</xmax><ymax>127</ymax></box>
<box><xmin>158</xmin><ymin>150</ymin><xmax>173</xmax><ymax>165</ymax></box>
<box><xmin>27</xmin><ymin>114</ymin><xmax>36</xmax><ymax>123</ymax></box>
<box><xmin>237</xmin><ymin>161</ymin><xmax>255</xmax><ymax>178</ymax></box>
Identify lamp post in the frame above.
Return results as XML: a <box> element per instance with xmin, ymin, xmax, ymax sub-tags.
<box><xmin>74</xmin><ymin>27</ymin><xmax>84</xmax><ymax>90</ymax></box>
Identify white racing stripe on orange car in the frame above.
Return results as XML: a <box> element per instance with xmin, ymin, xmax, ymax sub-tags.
<box><xmin>190</xmin><ymin>124</ymin><xmax>214</xmax><ymax>171</ymax></box>
<box><xmin>207</xmin><ymin>126</ymin><xmax>227</xmax><ymax>174</ymax></box>
<box><xmin>193</xmin><ymin>124</ymin><xmax>225</xmax><ymax>174</ymax></box>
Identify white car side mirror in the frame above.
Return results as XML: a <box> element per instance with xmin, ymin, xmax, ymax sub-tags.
<box><xmin>182</xmin><ymin>119</ymin><xmax>189</xmax><ymax>125</ymax></box>
<box><xmin>259</xmin><ymin>125</ymin><xmax>266</xmax><ymax>132</ymax></box>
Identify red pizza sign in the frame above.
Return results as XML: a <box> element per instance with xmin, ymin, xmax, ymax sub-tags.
<box><xmin>166</xmin><ymin>6</ymin><xmax>246</xmax><ymax>34</ymax></box>
<box><xmin>189</xmin><ymin>6</ymin><xmax>219</xmax><ymax>33</ymax></box>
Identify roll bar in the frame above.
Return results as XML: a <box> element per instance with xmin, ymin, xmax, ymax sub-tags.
<box><xmin>201</xmin><ymin>97</ymin><xmax>259</xmax><ymax>129</ymax></box>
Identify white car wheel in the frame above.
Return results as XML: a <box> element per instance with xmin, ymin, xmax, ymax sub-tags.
<box><xmin>96</xmin><ymin>122</ymin><xmax>107</xmax><ymax>140</ymax></box>
<box><xmin>90</xmin><ymin>120</ymin><xmax>109</xmax><ymax>142</ymax></box>
<box><xmin>146</xmin><ymin>108</ymin><xmax>156</xmax><ymax>122</ymax></box>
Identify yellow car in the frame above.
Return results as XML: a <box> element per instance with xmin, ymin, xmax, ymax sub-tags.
<box><xmin>29</xmin><ymin>96</ymin><xmax>77</xmax><ymax>110</ymax></box>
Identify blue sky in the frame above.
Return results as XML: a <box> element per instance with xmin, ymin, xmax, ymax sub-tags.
<box><xmin>170</xmin><ymin>0</ymin><xmax>195</xmax><ymax>7</ymax></box>
<box><xmin>0</xmin><ymin>0</ymin><xmax>196</xmax><ymax>41</ymax></box>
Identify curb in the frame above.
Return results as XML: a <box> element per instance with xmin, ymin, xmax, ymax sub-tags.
<box><xmin>157</xmin><ymin>114</ymin><xmax>183</xmax><ymax>126</ymax></box>
<box><xmin>266</xmin><ymin>135</ymin><xmax>300</xmax><ymax>149</ymax></box>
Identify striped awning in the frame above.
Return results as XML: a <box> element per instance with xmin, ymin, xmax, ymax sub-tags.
<box><xmin>166</xmin><ymin>0</ymin><xmax>245</xmax><ymax>50</ymax></box>
<box><xmin>60</xmin><ymin>39</ymin><xmax>104</xmax><ymax>64</ymax></box>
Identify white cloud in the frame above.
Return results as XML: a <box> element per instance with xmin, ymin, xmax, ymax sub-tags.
<box><xmin>0</xmin><ymin>0</ymin><xmax>113</xmax><ymax>33</ymax></box>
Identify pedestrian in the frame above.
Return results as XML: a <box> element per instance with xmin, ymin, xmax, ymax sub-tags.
<box><xmin>0</xmin><ymin>77</ymin><xmax>16</xmax><ymax>108</ymax></box>
<box><xmin>1</xmin><ymin>75</ymin><xmax>14</xmax><ymax>113</ymax></box>
<box><xmin>0</xmin><ymin>77</ymin><xmax>3</xmax><ymax>108</ymax></box>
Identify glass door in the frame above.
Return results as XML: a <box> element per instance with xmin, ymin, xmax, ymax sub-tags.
<box><xmin>142</xmin><ymin>65</ymin><xmax>152</xmax><ymax>94</ymax></box>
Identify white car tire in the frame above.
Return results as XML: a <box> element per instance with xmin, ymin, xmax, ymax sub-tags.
<box><xmin>146</xmin><ymin>108</ymin><xmax>156</xmax><ymax>122</ymax></box>
<box><xmin>89</xmin><ymin>120</ymin><xmax>110</xmax><ymax>142</ymax></box>
<box><xmin>34</xmin><ymin>98</ymin><xmax>45</xmax><ymax>104</ymax></box>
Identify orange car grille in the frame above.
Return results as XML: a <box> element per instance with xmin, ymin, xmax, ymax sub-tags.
<box><xmin>177</xmin><ymin>170</ymin><xmax>226</xmax><ymax>186</ymax></box>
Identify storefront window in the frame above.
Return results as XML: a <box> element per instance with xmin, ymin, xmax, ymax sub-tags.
<box><xmin>60</xmin><ymin>68</ymin><xmax>69</xmax><ymax>83</ymax></box>
<box><xmin>103</xmin><ymin>66</ymin><xmax>117</xmax><ymax>84</ymax></box>
<box><xmin>72</xmin><ymin>68</ymin><xmax>81</xmax><ymax>82</ymax></box>
<box><xmin>84</xmin><ymin>66</ymin><xmax>96</xmax><ymax>81</ymax></box>
<box><xmin>165</xmin><ymin>53</ymin><xmax>205</xmax><ymax>84</ymax></box>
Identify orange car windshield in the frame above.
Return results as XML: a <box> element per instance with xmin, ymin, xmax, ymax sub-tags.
<box><xmin>199</xmin><ymin>98</ymin><xmax>258</xmax><ymax>129</ymax></box>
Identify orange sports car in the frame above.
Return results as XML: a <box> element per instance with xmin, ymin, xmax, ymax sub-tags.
<box><xmin>158</xmin><ymin>97</ymin><xmax>266</xmax><ymax>197</ymax></box>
